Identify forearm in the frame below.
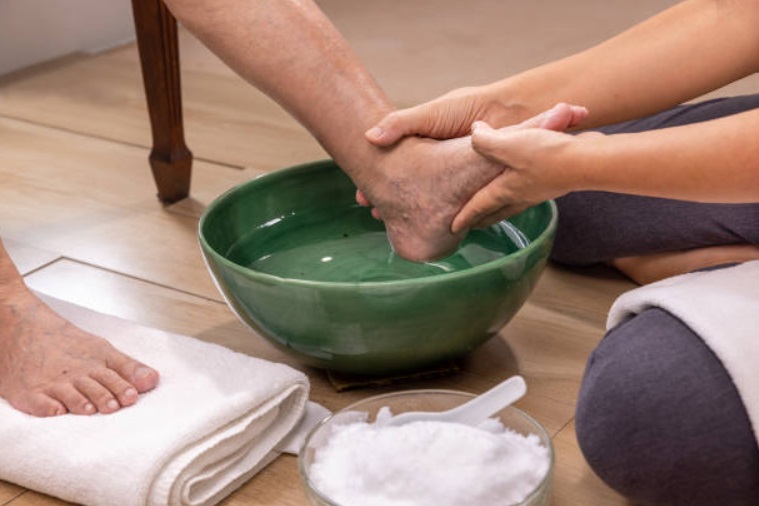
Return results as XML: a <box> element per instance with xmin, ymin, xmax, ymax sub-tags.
<box><xmin>569</xmin><ymin>108</ymin><xmax>759</xmax><ymax>201</ymax></box>
<box><xmin>492</xmin><ymin>0</ymin><xmax>759</xmax><ymax>127</ymax></box>
<box><xmin>163</xmin><ymin>0</ymin><xmax>393</xmax><ymax>177</ymax></box>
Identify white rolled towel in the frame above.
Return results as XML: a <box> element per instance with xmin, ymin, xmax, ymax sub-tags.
<box><xmin>607</xmin><ymin>260</ymin><xmax>759</xmax><ymax>444</ymax></box>
<box><xmin>0</xmin><ymin>295</ymin><xmax>326</xmax><ymax>506</ymax></box>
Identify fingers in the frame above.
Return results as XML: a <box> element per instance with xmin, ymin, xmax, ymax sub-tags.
<box><xmin>365</xmin><ymin>108</ymin><xmax>422</xmax><ymax>147</ymax></box>
<box><xmin>470</xmin><ymin>118</ymin><xmax>550</xmax><ymax>164</ymax></box>
<box><xmin>536</xmin><ymin>103</ymin><xmax>589</xmax><ymax>131</ymax></box>
<box><xmin>452</xmin><ymin>123</ymin><xmax>518</xmax><ymax>232</ymax></box>
<box><xmin>470</xmin><ymin>121</ymin><xmax>513</xmax><ymax>163</ymax></box>
<box><xmin>469</xmin><ymin>206</ymin><xmax>528</xmax><ymax>230</ymax></box>
<box><xmin>355</xmin><ymin>190</ymin><xmax>383</xmax><ymax>220</ymax></box>
<box><xmin>517</xmin><ymin>103</ymin><xmax>589</xmax><ymax>131</ymax></box>
<box><xmin>451</xmin><ymin>173</ymin><xmax>511</xmax><ymax>234</ymax></box>
<box><xmin>355</xmin><ymin>189</ymin><xmax>371</xmax><ymax>207</ymax></box>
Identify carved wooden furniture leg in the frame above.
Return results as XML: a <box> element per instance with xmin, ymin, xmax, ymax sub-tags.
<box><xmin>131</xmin><ymin>0</ymin><xmax>192</xmax><ymax>204</ymax></box>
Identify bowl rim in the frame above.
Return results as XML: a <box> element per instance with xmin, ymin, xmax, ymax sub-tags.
<box><xmin>198</xmin><ymin>159</ymin><xmax>558</xmax><ymax>289</ymax></box>
<box><xmin>297</xmin><ymin>388</ymin><xmax>555</xmax><ymax>506</ymax></box>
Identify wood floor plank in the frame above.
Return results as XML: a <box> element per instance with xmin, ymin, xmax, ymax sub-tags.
<box><xmin>0</xmin><ymin>483</ymin><xmax>24</xmax><ymax>505</ymax></box>
<box><xmin>23</xmin><ymin>258</ymin><xmax>578</xmax><ymax>426</ymax></box>
<box><xmin>530</xmin><ymin>264</ymin><xmax>634</xmax><ymax>329</ymax></box>
<box><xmin>5</xmin><ymin>0</ymin><xmax>754</xmax><ymax>176</ymax></box>
<box><xmin>0</xmin><ymin>32</ymin><xmax>326</xmax><ymax>172</ymax></box>
<box><xmin>551</xmin><ymin>421</ymin><xmax>631</xmax><ymax>506</ymax></box>
<box><xmin>0</xmin><ymin>116</ymin><xmax>251</xmax><ymax>299</ymax></box>
<box><xmin>4</xmin><ymin>493</ymin><xmax>63</xmax><ymax>506</ymax></box>
<box><xmin>3</xmin><ymin>2</ymin><xmax>725</xmax><ymax>503</ymax></box>
<box><xmin>1</xmin><ymin>239</ymin><xmax>59</xmax><ymax>276</ymax></box>
<box><xmin>13</xmin><ymin>259</ymin><xmax>583</xmax><ymax>505</ymax></box>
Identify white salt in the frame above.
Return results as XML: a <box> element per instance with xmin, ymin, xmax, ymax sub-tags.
<box><xmin>308</xmin><ymin>408</ymin><xmax>550</xmax><ymax>506</ymax></box>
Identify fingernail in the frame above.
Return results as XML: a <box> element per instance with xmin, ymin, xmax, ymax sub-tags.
<box><xmin>366</xmin><ymin>126</ymin><xmax>384</xmax><ymax>139</ymax></box>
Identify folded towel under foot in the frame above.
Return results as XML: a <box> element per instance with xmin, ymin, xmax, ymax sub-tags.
<box><xmin>0</xmin><ymin>295</ymin><xmax>325</xmax><ymax>506</ymax></box>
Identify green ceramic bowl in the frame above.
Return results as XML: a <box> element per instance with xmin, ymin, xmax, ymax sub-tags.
<box><xmin>198</xmin><ymin>159</ymin><xmax>556</xmax><ymax>375</ymax></box>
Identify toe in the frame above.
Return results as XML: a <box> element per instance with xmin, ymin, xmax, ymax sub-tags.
<box><xmin>47</xmin><ymin>383</ymin><xmax>97</xmax><ymax>415</ymax></box>
<box><xmin>12</xmin><ymin>392</ymin><xmax>67</xmax><ymax>417</ymax></box>
<box><xmin>74</xmin><ymin>376</ymin><xmax>122</xmax><ymax>414</ymax></box>
<box><xmin>106</xmin><ymin>353</ymin><xmax>159</xmax><ymax>393</ymax></box>
<box><xmin>91</xmin><ymin>369</ymin><xmax>139</xmax><ymax>408</ymax></box>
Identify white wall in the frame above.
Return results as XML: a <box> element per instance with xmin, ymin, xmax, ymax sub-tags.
<box><xmin>0</xmin><ymin>0</ymin><xmax>136</xmax><ymax>76</ymax></box>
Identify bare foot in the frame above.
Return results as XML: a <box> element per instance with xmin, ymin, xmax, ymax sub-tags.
<box><xmin>355</xmin><ymin>103</ymin><xmax>587</xmax><ymax>261</ymax></box>
<box><xmin>0</xmin><ymin>286</ymin><xmax>159</xmax><ymax>417</ymax></box>
<box><xmin>611</xmin><ymin>244</ymin><xmax>759</xmax><ymax>285</ymax></box>
<box><xmin>357</xmin><ymin>135</ymin><xmax>502</xmax><ymax>261</ymax></box>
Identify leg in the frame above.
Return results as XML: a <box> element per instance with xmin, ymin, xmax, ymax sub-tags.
<box><xmin>131</xmin><ymin>0</ymin><xmax>193</xmax><ymax>204</ymax></box>
<box><xmin>161</xmin><ymin>0</ymin><xmax>504</xmax><ymax>262</ymax></box>
<box><xmin>576</xmin><ymin>306</ymin><xmax>759</xmax><ymax>505</ymax></box>
<box><xmin>552</xmin><ymin>94</ymin><xmax>759</xmax><ymax>281</ymax></box>
<box><xmin>0</xmin><ymin>239</ymin><xmax>159</xmax><ymax>416</ymax></box>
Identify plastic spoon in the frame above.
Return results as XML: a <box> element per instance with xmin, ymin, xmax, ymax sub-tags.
<box><xmin>383</xmin><ymin>375</ymin><xmax>527</xmax><ymax>427</ymax></box>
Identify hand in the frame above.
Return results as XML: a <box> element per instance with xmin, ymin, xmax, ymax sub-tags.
<box><xmin>364</xmin><ymin>84</ymin><xmax>517</xmax><ymax>147</ymax></box>
<box><xmin>359</xmin><ymin>103</ymin><xmax>589</xmax><ymax>223</ymax></box>
<box><xmin>355</xmin><ymin>135</ymin><xmax>503</xmax><ymax>261</ymax></box>
<box><xmin>452</xmin><ymin>108</ymin><xmax>595</xmax><ymax>233</ymax></box>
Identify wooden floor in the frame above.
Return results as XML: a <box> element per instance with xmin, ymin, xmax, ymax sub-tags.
<box><xmin>1</xmin><ymin>1</ymin><xmax>757</xmax><ymax>504</ymax></box>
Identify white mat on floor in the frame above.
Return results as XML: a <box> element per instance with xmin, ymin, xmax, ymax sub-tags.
<box><xmin>0</xmin><ymin>295</ymin><xmax>329</xmax><ymax>506</ymax></box>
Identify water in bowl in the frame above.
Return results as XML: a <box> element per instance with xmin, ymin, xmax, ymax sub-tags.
<box><xmin>226</xmin><ymin>206</ymin><xmax>529</xmax><ymax>282</ymax></box>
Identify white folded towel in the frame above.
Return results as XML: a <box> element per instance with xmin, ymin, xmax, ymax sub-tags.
<box><xmin>607</xmin><ymin>260</ymin><xmax>759</xmax><ymax>445</ymax></box>
<box><xmin>0</xmin><ymin>295</ymin><xmax>326</xmax><ymax>506</ymax></box>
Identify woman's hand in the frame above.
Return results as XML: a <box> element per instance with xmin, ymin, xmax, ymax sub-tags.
<box><xmin>452</xmin><ymin>118</ymin><xmax>598</xmax><ymax>233</ymax></box>
<box><xmin>364</xmin><ymin>84</ymin><xmax>519</xmax><ymax>147</ymax></box>
<box><xmin>358</xmin><ymin>103</ymin><xmax>589</xmax><ymax>225</ymax></box>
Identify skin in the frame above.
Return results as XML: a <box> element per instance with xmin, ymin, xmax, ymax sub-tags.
<box><xmin>358</xmin><ymin>104</ymin><xmax>590</xmax><ymax>220</ymax></box>
<box><xmin>0</xmin><ymin>240</ymin><xmax>159</xmax><ymax>416</ymax></box>
<box><xmin>163</xmin><ymin>0</ymin><xmax>505</xmax><ymax>262</ymax></box>
<box><xmin>0</xmin><ymin>0</ymin><xmax>504</xmax><ymax>417</ymax></box>
<box><xmin>365</xmin><ymin>0</ymin><xmax>759</xmax><ymax>283</ymax></box>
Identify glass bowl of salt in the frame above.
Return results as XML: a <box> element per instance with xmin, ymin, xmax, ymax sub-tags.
<box><xmin>299</xmin><ymin>389</ymin><xmax>553</xmax><ymax>506</ymax></box>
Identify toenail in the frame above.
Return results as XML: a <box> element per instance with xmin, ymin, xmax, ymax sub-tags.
<box><xmin>124</xmin><ymin>388</ymin><xmax>137</xmax><ymax>399</ymax></box>
<box><xmin>107</xmin><ymin>399</ymin><xmax>120</xmax><ymax>411</ymax></box>
<box><xmin>84</xmin><ymin>403</ymin><xmax>95</xmax><ymax>413</ymax></box>
<box><xmin>134</xmin><ymin>367</ymin><xmax>153</xmax><ymax>380</ymax></box>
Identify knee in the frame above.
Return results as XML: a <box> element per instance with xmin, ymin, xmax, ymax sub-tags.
<box><xmin>575</xmin><ymin>308</ymin><xmax>759</xmax><ymax>505</ymax></box>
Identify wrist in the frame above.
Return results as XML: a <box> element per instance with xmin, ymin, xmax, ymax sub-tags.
<box><xmin>481</xmin><ymin>80</ymin><xmax>533</xmax><ymax>127</ymax></box>
<box><xmin>561</xmin><ymin>133</ymin><xmax>614</xmax><ymax>193</ymax></box>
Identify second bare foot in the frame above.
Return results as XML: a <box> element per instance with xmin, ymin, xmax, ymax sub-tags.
<box><xmin>0</xmin><ymin>287</ymin><xmax>159</xmax><ymax>417</ymax></box>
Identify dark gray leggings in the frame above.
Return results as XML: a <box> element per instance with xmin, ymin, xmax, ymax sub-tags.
<box><xmin>552</xmin><ymin>94</ymin><xmax>759</xmax><ymax>266</ymax></box>
<box><xmin>556</xmin><ymin>95</ymin><xmax>759</xmax><ymax>505</ymax></box>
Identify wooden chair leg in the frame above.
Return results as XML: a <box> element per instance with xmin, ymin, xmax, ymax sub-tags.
<box><xmin>131</xmin><ymin>0</ymin><xmax>192</xmax><ymax>204</ymax></box>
